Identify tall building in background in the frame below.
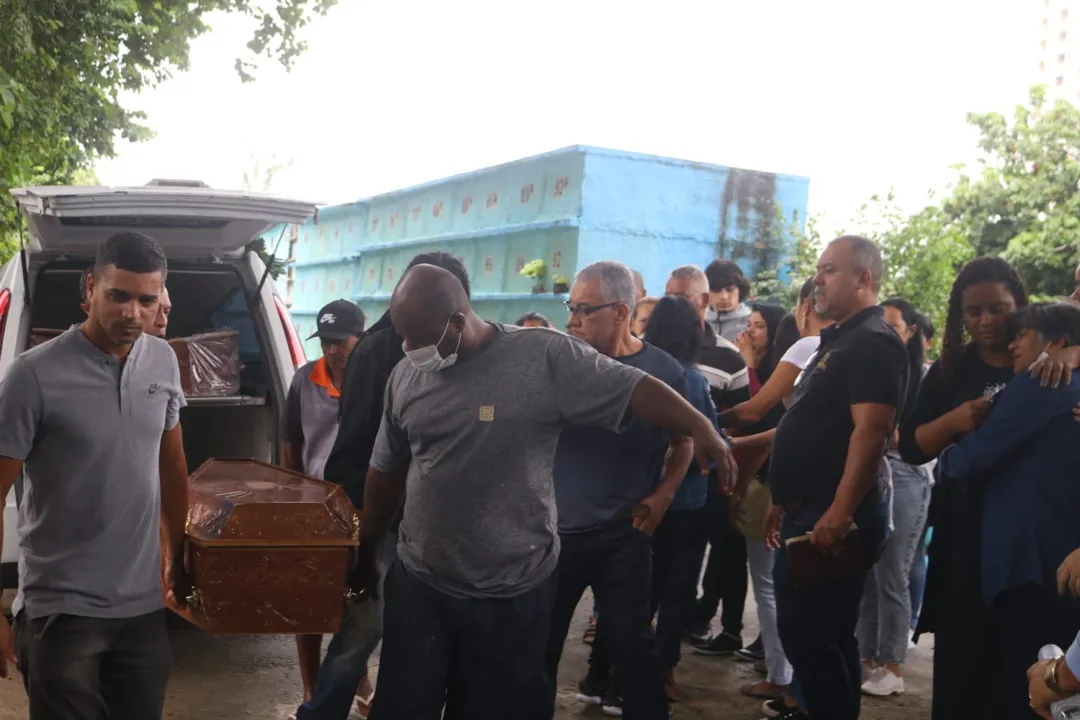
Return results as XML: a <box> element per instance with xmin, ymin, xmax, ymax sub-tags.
<box><xmin>1038</xmin><ymin>0</ymin><xmax>1079</xmax><ymax>102</ymax></box>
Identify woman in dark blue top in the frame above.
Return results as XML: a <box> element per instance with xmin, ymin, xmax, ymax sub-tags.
<box><xmin>641</xmin><ymin>296</ymin><xmax>724</xmax><ymax>699</ymax></box>
<box><xmin>937</xmin><ymin>302</ymin><xmax>1080</xmax><ymax>719</ymax></box>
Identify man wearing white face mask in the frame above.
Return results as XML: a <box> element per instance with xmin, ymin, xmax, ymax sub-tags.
<box><xmin>304</xmin><ymin>252</ymin><xmax>471</xmax><ymax>720</ymax></box>
<box><xmin>352</xmin><ymin>263</ymin><xmax>738</xmax><ymax>720</ymax></box>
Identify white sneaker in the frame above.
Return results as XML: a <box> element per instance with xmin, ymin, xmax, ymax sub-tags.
<box><xmin>908</xmin><ymin>630</ymin><xmax>917</xmax><ymax>650</ymax></box>
<box><xmin>860</xmin><ymin>660</ymin><xmax>877</xmax><ymax>683</ymax></box>
<box><xmin>861</xmin><ymin>667</ymin><xmax>905</xmax><ymax>697</ymax></box>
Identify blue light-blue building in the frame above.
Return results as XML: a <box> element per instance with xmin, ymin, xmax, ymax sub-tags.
<box><xmin>270</xmin><ymin>145</ymin><xmax>810</xmax><ymax>356</ymax></box>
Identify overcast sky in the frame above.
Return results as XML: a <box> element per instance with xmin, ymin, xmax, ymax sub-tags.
<box><xmin>96</xmin><ymin>0</ymin><xmax>1037</xmax><ymax>228</ymax></box>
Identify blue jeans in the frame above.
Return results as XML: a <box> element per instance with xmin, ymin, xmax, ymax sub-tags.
<box><xmin>774</xmin><ymin>493</ymin><xmax>890</xmax><ymax>720</ymax></box>
<box><xmin>857</xmin><ymin>458</ymin><xmax>931</xmax><ymax>665</ymax></box>
<box><xmin>295</xmin><ymin>535</ymin><xmax>398</xmax><ymax>720</ymax></box>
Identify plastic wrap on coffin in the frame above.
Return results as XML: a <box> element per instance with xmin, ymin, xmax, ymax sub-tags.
<box><xmin>163</xmin><ymin>459</ymin><xmax>360</xmax><ymax>635</ymax></box>
<box><xmin>168</xmin><ymin>330</ymin><xmax>242</xmax><ymax>397</ymax></box>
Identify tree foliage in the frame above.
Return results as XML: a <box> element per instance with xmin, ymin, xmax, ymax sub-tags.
<box><xmin>0</xmin><ymin>0</ymin><xmax>336</xmax><ymax>239</ymax></box>
<box><xmin>942</xmin><ymin>85</ymin><xmax>1080</xmax><ymax>298</ymax></box>
<box><xmin>755</xmin><ymin>84</ymin><xmax>1080</xmax><ymax>349</ymax></box>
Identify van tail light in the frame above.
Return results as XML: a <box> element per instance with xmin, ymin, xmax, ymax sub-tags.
<box><xmin>0</xmin><ymin>289</ymin><xmax>12</xmax><ymax>349</ymax></box>
<box><xmin>273</xmin><ymin>294</ymin><xmax>306</xmax><ymax>368</ymax></box>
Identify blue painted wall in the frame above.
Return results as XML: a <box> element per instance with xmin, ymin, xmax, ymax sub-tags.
<box><xmin>268</xmin><ymin>146</ymin><xmax>810</xmax><ymax>358</ymax></box>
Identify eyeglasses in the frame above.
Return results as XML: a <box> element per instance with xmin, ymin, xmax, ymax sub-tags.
<box><xmin>564</xmin><ymin>300</ymin><xmax>619</xmax><ymax>317</ymax></box>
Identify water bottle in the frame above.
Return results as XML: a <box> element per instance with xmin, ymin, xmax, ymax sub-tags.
<box><xmin>1038</xmin><ymin>645</ymin><xmax>1080</xmax><ymax>719</ymax></box>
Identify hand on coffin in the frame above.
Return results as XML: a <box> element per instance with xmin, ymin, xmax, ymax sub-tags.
<box><xmin>350</xmin><ymin>543</ymin><xmax>380</xmax><ymax>603</ymax></box>
<box><xmin>164</xmin><ymin>554</ymin><xmax>193</xmax><ymax>608</ymax></box>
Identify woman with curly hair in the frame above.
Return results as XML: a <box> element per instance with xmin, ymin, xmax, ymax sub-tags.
<box><xmin>897</xmin><ymin>257</ymin><xmax>1028</xmax><ymax>719</ymax></box>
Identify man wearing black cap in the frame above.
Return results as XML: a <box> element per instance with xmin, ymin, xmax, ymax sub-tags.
<box><xmin>283</xmin><ymin>299</ymin><xmax>366</xmax><ymax>719</ymax></box>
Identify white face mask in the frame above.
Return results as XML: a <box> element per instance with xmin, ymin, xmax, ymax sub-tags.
<box><xmin>404</xmin><ymin>318</ymin><xmax>461</xmax><ymax>372</ymax></box>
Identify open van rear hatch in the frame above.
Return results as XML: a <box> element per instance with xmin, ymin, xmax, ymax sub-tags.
<box><xmin>11</xmin><ymin>184</ymin><xmax>320</xmax><ymax>257</ymax></box>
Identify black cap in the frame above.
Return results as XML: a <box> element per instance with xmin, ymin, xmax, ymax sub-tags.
<box><xmin>307</xmin><ymin>299</ymin><xmax>365</xmax><ymax>341</ymax></box>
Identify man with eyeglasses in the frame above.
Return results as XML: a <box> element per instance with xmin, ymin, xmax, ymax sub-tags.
<box><xmin>535</xmin><ymin>261</ymin><xmax>697</xmax><ymax>719</ymax></box>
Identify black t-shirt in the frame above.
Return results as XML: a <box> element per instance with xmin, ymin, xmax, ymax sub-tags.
<box><xmin>769</xmin><ymin>306</ymin><xmax>908</xmax><ymax>506</ymax></box>
<box><xmin>897</xmin><ymin>345</ymin><xmax>1014</xmax><ymax>466</ymax></box>
<box><xmin>553</xmin><ymin>342</ymin><xmax>689</xmax><ymax>533</ymax></box>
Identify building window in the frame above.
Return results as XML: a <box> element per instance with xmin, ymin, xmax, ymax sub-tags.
<box><xmin>1062</xmin><ymin>31</ymin><xmax>1068</xmax><ymax>41</ymax></box>
<box><xmin>1057</xmin><ymin>75</ymin><xmax>1065</xmax><ymax>86</ymax></box>
<box><xmin>1041</xmin><ymin>60</ymin><xmax>1047</xmax><ymax>72</ymax></box>
<box><xmin>1044</xmin><ymin>17</ymin><xmax>1050</xmax><ymax>28</ymax></box>
<box><xmin>1043</xmin><ymin>39</ymin><xmax>1049</xmax><ymax>51</ymax></box>
<box><xmin>1063</xmin><ymin>8</ymin><xmax>1069</xmax><ymax>20</ymax></box>
<box><xmin>1059</xmin><ymin>53</ymin><xmax>1067</xmax><ymax>64</ymax></box>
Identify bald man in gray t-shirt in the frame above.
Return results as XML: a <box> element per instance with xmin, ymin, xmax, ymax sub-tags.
<box><xmin>355</xmin><ymin>263</ymin><xmax>737</xmax><ymax>720</ymax></box>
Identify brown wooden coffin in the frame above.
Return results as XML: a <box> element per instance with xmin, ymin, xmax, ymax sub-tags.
<box><xmin>163</xmin><ymin>458</ymin><xmax>359</xmax><ymax>635</ymax></box>
<box><xmin>168</xmin><ymin>330</ymin><xmax>242</xmax><ymax>397</ymax></box>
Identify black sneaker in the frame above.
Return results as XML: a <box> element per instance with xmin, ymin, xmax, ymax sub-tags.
<box><xmin>684</xmin><ymin>620</ymin><xmax>711</xmax><ymax>643</ymax></box>
<box><xmin>735</xmin><ymin>635</ymin><xmax>765</xmax><ymax>662</ymax></box>
<box><xmin>691</xmin><ymin>632</ymin><xmax>743</xmax><ymax>656</ymax></box>
<box><xmin>771</xmin><ymin>706</ymin><xmax>808</xmax><ymax>720</ymax></box>
<box><xmin>575</xmin><ymin>676</ymin><xmax>606</xmax><ymax>706</ymax></box>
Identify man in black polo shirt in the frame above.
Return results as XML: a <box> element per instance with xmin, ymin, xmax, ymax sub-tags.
<box><xmin>768</xmin><ymin>235</ymin><xmax>906</xmax><ymax>720</ymax></box>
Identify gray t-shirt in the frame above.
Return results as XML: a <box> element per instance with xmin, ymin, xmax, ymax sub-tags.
<box><xmin>281</xmin><ymin>359</ymin><xmax>340</xmax><ymax>480</ymax></box>
<box><xmin>0</xmin><ymin>327</ymin><xmax>185</xmax><ymax>619</ymax></box>
<box><xmin>370</xmin><ymin>324</ymin><xmax>647</xmax><ymax>599</ymax></box>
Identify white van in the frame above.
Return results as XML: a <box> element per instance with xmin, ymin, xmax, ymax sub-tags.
<box><xmin>0</xmin><ymin>181</ymin><xmax>320</xmax><ymax>591</ymax></box>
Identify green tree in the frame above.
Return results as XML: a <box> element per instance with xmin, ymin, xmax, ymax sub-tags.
<box><xmin>752</xmin><ymin>214</ymin><xmax>822</xmax><ymax>308</ymax></box>
<box><xmin>938</xmin><ymin>84</ymin><xmax>1080</xmax><ymax>297</ymax></box>
<box><xmin>0</xmin><ymin>0</ymin><xmax>337</xmax><ymax>237</ymax></box>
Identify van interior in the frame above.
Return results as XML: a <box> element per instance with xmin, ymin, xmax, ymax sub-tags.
<box><xmin>27</xmin><ymin>261</ymin><xmax>280</xmax><ymax>472</ymax></box>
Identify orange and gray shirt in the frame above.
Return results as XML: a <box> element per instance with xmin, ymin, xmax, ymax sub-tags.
<box><xmin>282</xmin><ymin>358</ymin><xmax>341</xmax><ymax>480</ymax></box>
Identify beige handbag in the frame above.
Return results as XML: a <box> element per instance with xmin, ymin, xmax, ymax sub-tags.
<box><xmin>735</xmin><ymin>476</ymin><xmax>772</xmax><ymax>541</ymax></box>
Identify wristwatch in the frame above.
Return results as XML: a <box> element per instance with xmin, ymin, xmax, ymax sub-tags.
<box><xmin>1045</xmin><ymin>656</ymin><xmax>1070</xmax><ymax>696</ymax></box>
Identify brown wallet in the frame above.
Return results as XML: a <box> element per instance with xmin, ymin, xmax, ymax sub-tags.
<box><xmin>784</xmin><ymin>527</ymin><xmax>869</xmax><ymax>589</ymax></box>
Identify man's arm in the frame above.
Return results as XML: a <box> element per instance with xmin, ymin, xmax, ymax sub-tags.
<box><xmin>280</xmin><ymin>374</ymin><xmax>305</xmax><ymax>473</ymax></box>
<box><xmin>359</xmin><ymin>397</ymin><xmax>410</xmax><ymax>549</ymax></box>
<box><xmin>159</xmin><ymin>425</ymin><xmax>189</xmax><ymax>565</ymax></box>
<box><xmin>0</xmin><ymin>458</ymin><xmax>23</xmax><ymax>578</ymax></box>
<box><xmin>0</xmin><ymin>358</ymin><xmax>43</xmax><ymax>580</ymax></box>
<box><xmin>354</xmin><ymin>377</ymin><xmax>411</xmax><ymax>595</ymax></box>
<box><xmin>636</xmin><ymin>433</ymin><xmax>693</xmax><ymax>534</ymax></box>
<box><xmin>813</xmin><ymin>336</ymin><xmax>906</xmax><ymax>549</ymax></box>
<box><xmin>323</xmin><ymin>331</ymin><xmax>397</xmax><ymax>510</ymax></box>
<box><xmin>831</xmin><ymin>403</ymin><xmax>895</xmax><ymax>517</ymax></box>
<box><xmin>628</xmin><ymin>376</ymin><xmax>737</xmax><ymax>489</ymax></box>
<box><xmin>358</xmin><ymin>468</ymin><xmax>407</xmax><ymax>547</ymax></box>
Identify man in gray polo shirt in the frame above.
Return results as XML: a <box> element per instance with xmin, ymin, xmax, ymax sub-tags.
<box><xmin>0</xmin><ymin>232</ymin><xmax>190</xmax><ymax>720</ymax></box>
<box><xmin>352</xmin><ymin>263</ymin><xmax>737</xmax><ymax>720</ymax></box>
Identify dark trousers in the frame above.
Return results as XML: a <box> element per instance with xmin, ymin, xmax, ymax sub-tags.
<box><xmin>538</xmin><ymin>522</ymin><xmax>668</xmax><ymax>720</ymax></box>
<box><xmin>990</xmin><ymin>583</ymin><xmax>1080</xmax><ymax>720</ymax></box>
<box><xmin>370</xmin><ymin>559</ymin><xmax>554</xmax><ymax>720</ymax></box>
<box><xmin>694</xmin><ymin>482</ymin><xmax>747</xmax><ymax>635</ymax></box>
<box><xmin>651</xmin><ymin>508</ymin><xmax>709</xmax><ymax>668</ymax></box>
<box><xmin>774</xmin><ymin>499</ymin><xmax>889</xmax><ymax>720</ymax></box>
<box><xmin>14</xmin><ymin>609</ymin><xmax>172</xmax><ymax>720</ymax></box>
